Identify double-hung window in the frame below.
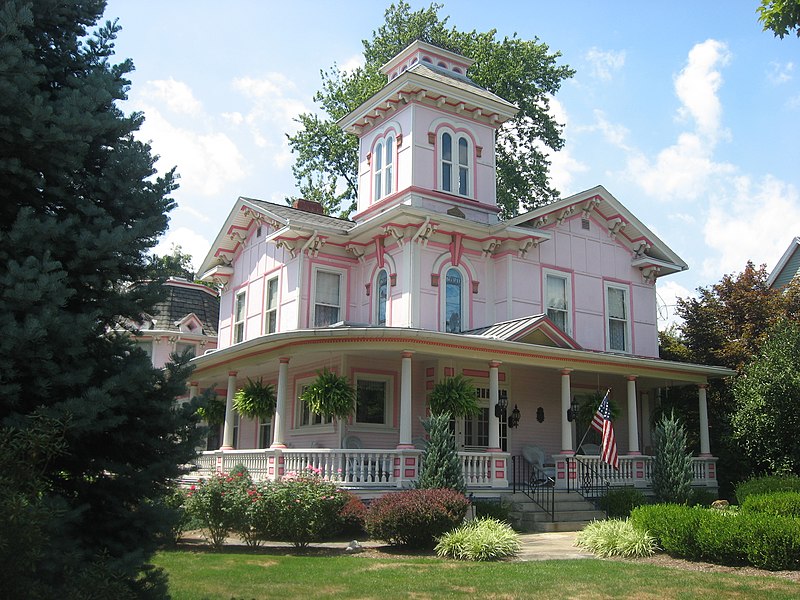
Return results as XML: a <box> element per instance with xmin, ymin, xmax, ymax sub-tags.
<box><xmin>355</xmin><ymin>377</ymin><xmax>390</xmax><ymax>425</ymax></box>
<box><xmin>606</xmin><ymin>284</ymin><xmax>630</xmax><ymax>352</ymax></box>
<box><xmin>258</xmin><ymin>418</ymin><xmax>271</xmax><ymax>448</ymax></box>
<box><xmin>544</xmin><ymin>271</ymin><xmax>571</xmax><ymax>335</ymax></box>
<box><xmin>439</xmin><ymin>131</ymin><xmax>471</xmax><ymax>197</ymax></box>
<box><xmin>265</xmin><ymin>276</ymin><xmax>278</xmax><ymax>334</ymax></box>
<box><xmin>233</xmin><ymin>290</ymin><xmax>246</xmax><ymax>343</ymax></box>
<box><xmin>298</xmin><ymin>383</ymin><xmax>329</xmax><ymax>427</ymax></box>
<box><xmin>314</xmin><ymin>270</ymin><xmax>342</xmax><ymax>327</ymax></box>
<box><xmin>373</xmin><ymin>135</ymin><xmax>394</xmax><ymax>202</ymax></box>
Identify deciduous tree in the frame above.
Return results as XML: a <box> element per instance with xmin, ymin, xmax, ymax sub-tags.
<box><xmin>758</xmin><ymin>0</ymin><xmax>800</xmax><ymax>39</ymax></box>
<box><xmin>288</xmin><ymin>1</ymin><xmax>574</xmax><ymax>218</ymax></box>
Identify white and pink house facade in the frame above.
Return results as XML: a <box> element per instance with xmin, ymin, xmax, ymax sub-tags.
<box><xmin>190</xmin><ymin>42</ymin><xmax>732</xmax><ymax>494</ymax></box>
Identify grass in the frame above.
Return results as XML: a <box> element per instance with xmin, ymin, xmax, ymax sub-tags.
<box><xmin>154</xmin><ymin>549</ymin><xmax>800</xmax><ymax>599</ymax></box>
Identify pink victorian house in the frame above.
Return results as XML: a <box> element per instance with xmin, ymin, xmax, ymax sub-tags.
<box><xmin>189</xmin><ymin>42</ymin><xmax>731</xmax><ymax>504</ymax></box>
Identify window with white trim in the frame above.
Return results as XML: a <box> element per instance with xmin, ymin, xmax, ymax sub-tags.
<box><xmin>233</xmin><ymin>290</ymin><xmax>246</xmax><ymax>343</ymax></box>
<box><xmin>439</xmin><ymin>130</ymin><xmax>471</xmax><ymax>197</ymax></box>
<box><xmin>444</xmin><ymin>267</ymin><xmax>464</xmax><ymax>333</ymax></box>
<box><xmin>355</xmin><ymin>376</ymin><xmax>392</xmax><ymax>426</ymax></box>
<box><xmin>313</xmin><ymin>269</ymin><xmax>342</xmax><ymax>327</ymax></box>
<box><xmin>606</xmin><ymin>283</ymin><xmax>631</xmax><ymax>352</ymax></box>
<box><xmin>265</xmin><ymin>276</ymin><xmax>278</xmax><ymax>334</ymax></box>
<box><xmin>375</xmin><ymin>269</ymin><xmax>388</xmax><ymax>326</ymax></box>
<box><xmin>297</xmin><ymin>383</ymin><xmax>330</xmax><ymax>427</ymax></box>
<box><xmin>373</xmin><ymin>135</ymin><xmax>394</xmax><ymax>202</ymax></box>
<box><xmin>258</xmin><ymin>417</ymin><xmax>271</xmax><ymax>448</ymax></box>
<box><xmin>544</xmin><ymin>271</ymin><xmax>571</xmax><ymax>335</ymax></box>
<box><xmin>232</xmin><ymin>412</ymin><xmax>240</xmax><ymax>448</ymax></box>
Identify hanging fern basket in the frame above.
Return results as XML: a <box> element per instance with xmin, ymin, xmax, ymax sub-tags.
<box><xmin>233</xmin><ymin>377</ymin><xmax>277</xmax><ymax>421</ymax></box>
<box><xmin>196</xmin><ymin>394</ymin><xmax>226</xmax><ymax>426</ymax></box>
<box><xmin>300</xmin><ymin>368</ymin><xmax>355</xmax><ymax>421</ymax></box>
<box><xmin>429</xmin><ymin>374</ymin><xmax>479</xmax><ymax>418</ymax></box>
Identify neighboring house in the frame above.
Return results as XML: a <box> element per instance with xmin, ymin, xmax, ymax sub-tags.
<box><xmin>189</xmin><ymin>41</ymin><xmax>732</xmax><ymax>495</ymax></box>
<box><xmin>132</xmin><ymin>277</ymin><xmax>220</xmax><ymax>368</ymax></box>
<box><xmin>768</xmin><ymin>236</ymin><xmax>800</xmax><ymax>289</ymax></box>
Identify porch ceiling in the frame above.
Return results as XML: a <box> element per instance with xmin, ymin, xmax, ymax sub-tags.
<box><xmin>190</xmin><ymin>326</ymin><xmax>734</xmax><ymax>390</ymax></box>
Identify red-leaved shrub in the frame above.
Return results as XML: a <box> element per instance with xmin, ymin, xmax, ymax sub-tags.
<box><xmin>338</xmin><ymin>492</ymin><xmax>367</xmax><ymax>536</ymax></box>
<box><xmin>365</xmin><ymin>488</ymin><xmax>469</xmax><ymax>547</ymax></box>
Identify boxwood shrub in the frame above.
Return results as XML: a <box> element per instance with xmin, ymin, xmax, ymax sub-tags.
<box><xmin>366</xmin><ymin>488</ymin><xmax>469</xmax><ymax>548</ymax></box>
<box><xmin>741</xmin><ymin>491</ymin><xmax>800</xmax><ymax>519</ymax></box>
<box><xmin>735</xmin><ymin>475</ymin><xmax>800</xmax><ymax>504</ymax></box>
<box><xmin>630</xmin><ymin>503</ymin><xmax>800</xmax><ymax>570</ymax></box>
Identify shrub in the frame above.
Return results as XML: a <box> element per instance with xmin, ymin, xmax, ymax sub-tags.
<box><xmin>416</xmin><ymin>413</ymin><xmax>465</xmax><ymax>493</ymax></box>
<box><xmin>744</xmin><ymin>512</ymin><xmax>800</xmax><ymax>571</ymax></box>
<box><xmin>366</xmin><ymin>488</ymin><xmax>469</xmax><ymax>548</ymax></box>
<box><xmin>688</xmin><ymin>487</ymin><xmax>718</xmax><ymax>507</ymax></box>
<box><xmin>265</xmin><ymin>473</ymin><xmax>348</xmax><ymax>547</ymax></box>
<box><xmin>161</xmin><ymin>486</ymin><xmax>191</xmax><ymax>546</ymax></box>
<box><xmin>741</xmin><ymin>491</ymin><xmax>800</xmax><ymax>518</ymax></box>
<box><xmin>473</xmin><ymin>498</ymin><xmax>513</xmax><ymax>523</ymax></box>
<box><xmin>184</xmin><ymin>471</ymin><xmax>251</xmax><ymax>550</ymax></box>
<box><xmin>576</xmin><ymin>519</ymin><xmax>656</xmax><ymax>558</ymax></box>
<box><xmin>651</xmin><ymin>412</ymin><xmax>693</xmax><ymax>504</ymax></box>
<box><xmin>435</xmin><ymin>517</ymin><xmax>520</xmax><ymax>561</ymax></box>
<box><xmin>599</xmin><ymin>487</ymin><xmax>647</xmax><ymax>518</ymax></box>
<box><xmin>337</xmin><ymin>492</ymin><xmax>367</xmax><ymax>537</ymax></box>
<box><xmin>735</xmin><ymin>475</ymin><xmax>800</xmax><ymax>504</ymax></box>
<box><xmin>630</xmin><ymin>504</ymin><xmax>703</xmax><ymax>559</ymax></box>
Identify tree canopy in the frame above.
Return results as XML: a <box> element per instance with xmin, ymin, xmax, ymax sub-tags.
<box><xmin>0</xmin><ymin>1</ymin><xmax>202</xmax><ymax>596</ymax></box>
<box><xmin>757</xmin><ymin>0</ymin><xmax>800</xmax><ymax>39</ymax></box>
<box><xmin>287</xmin><ymin>1</ymin><xmax>574</xmax><ymax>218</ymax></box>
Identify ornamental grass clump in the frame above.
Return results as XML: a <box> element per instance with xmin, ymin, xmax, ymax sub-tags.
<box><xmin>435</xmin><ymin>517</ymin><xmax>520</xmax><ymax>561</ymax></box>
<box><xmin>576</xmin><ymin>519</ymin><xmax>656</xmax><ymax>558</ymax></box>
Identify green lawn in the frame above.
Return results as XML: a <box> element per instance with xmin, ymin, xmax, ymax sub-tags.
<box><xmin>155</xmin><ymin>549</ymin><xmax>800</xmax><ymax>599</ymax></box>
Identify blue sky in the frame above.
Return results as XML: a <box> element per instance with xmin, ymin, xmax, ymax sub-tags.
<box><xmin>105</xmin><ymin>1</ymin><xmax>800</xmax><ymax>327</ymax></box>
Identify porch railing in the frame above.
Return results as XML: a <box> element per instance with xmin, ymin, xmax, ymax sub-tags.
<box><xmin>511</xmin><ymin>455</ymin><xmax>555</xmax><ymax>521</ymax></box>
<box><xmin>193</xmin><ymin>448</ymin><xmax>509</xmax><ymax>489</ymax></box>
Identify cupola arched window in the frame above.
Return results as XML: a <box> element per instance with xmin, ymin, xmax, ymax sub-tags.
<box><xmin>444</xmin><ymin>267</ymin><xmax>463</xmax><ymax>333</ymax></box>
<box><xmin>373</xmin><ymin>134</ymin><xmax>395</xmax><ymax>202</ymax></box>
<box><xmin>375</xmin><ymin>269</ymin><xmax>388</xmax><ymax>326</ymax></box>
<box><xmin>439</xmin><ymin>130</ymin><xmax>471</xmax><ymax>197</ymax></box>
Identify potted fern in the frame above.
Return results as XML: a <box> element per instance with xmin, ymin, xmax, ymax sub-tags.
<box><xmin>196</xmin><ymin>393</ymin><xmax>226</xmax><ymax>426</ymax></box>
<box><xmin>429</xmin><ymin>374</ymin><xmax>479</xmax><ymax>418</ymax></box>
<box><xmin>232</xmin><ymin>377</ymin><xmax>277</xmax><ymax>422</ymax></box>
<box><xmin>300</xmin><ymin>368</ymin><xmax>356</xmax><ymax>447</ymax></box>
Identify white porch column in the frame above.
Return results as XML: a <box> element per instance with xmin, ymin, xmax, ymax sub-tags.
<box><xmin>626</xmin><ymin>376</ymin><xmax>640</xmax><ymax>455</ymax></box>
<box><xmin>221</xmin><ymin>370</ymin><xmax>238</xmax><ymax>450</ymax></box>
<box><xmin>398</xmin><ymin>351</ymin><xmax>414</xmax><ymax>447</ymax></box>
<box><xmin>271</xmin><ymin>357</ymin><xmax>290</xmax><ymax>448</ymax></box>
<box><xmin>560</xmin><ymin>369</ymin><xmax>574</xmax><ymax>454</ymax></box>
<box><xmin>189</xmin><ymin>381</ymin><xmax>199</xmax><ymax>400</ymax></box>
<box><xmin>488</xmin><ymin>361</ymin><xmax>501</xmax><ymax>451</ymax></box>
<box><xmin>698</xmin><ymin>383</ymin><xmax>711</xmax><ymax>456</ymax></box>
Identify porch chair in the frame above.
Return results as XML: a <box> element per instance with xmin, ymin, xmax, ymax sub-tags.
<box><xmin>578</xmin><ymin>443</ymin><xmax>600</xmax><ymax>455</ymax></box>
<box><xmin>522</xmin><ymin>445</ymin><xmax>556</xmax><ymax>484</ymax></box>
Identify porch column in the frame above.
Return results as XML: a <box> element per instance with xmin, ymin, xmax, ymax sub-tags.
<box><xmin>698</xmin><ymin>383</ymin><xmax>711</xmax><ymax>456</ymax></box>
<box><xmin>188</xmin><ymin>381</ymin><xmax>199</xmax><ymax>400</ymax></box>
<box><xmin>626</xmin><ymin>376</ymin><xmax>640</xmax><ymax>455</ymax></box>
<box><xmin>271</xmin><ymin>357</ymin><xmax>290</xmax><ymax>448</ymax></box>
<box><xmin>488</xmin><ymin>361</ymin><xmax>501</xmax><ymax>451</ymax></box>
<box><xmin>221</xmin><ymin>370</ymin><xmax>238</xmax><ymax>450</ymax></box>
<box><xmin>560</xmin><ymin>369</ymin><xmax>573</xmax><ymax>454</ymax></box>
<box><xmin>398</xmin><ymin>351</ymin><xmax>414</xmax><ymax>448</ymax></box>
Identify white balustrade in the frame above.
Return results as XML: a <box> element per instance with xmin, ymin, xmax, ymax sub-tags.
<box><xmin>557</xmin><ymin>454</ymin><xmax>718</xmax><ymax>490</ymax></box>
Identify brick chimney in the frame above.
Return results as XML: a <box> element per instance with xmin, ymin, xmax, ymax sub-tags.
<box><xmin>292</xmin><ymin>198</ymin><xmax>325</xmax><ymax>215</ymax></box>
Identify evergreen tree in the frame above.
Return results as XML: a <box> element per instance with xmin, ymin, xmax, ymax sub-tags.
<box><xmin>416</xmin><ymin>413</ymin><xmax>465</xmax><ymax>493</ymax></box>
<box><xmin>651</xmin><ymin>413</ymin><xmax>694</xmax><ymax>504</ymax></box>
<box><xmin>0</xmin><ymin>2</ymin><xmax>203</xmax><ymax>596</ymax></box>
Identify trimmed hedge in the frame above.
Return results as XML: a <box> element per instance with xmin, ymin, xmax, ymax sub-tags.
<box><xmin>735</xmin><ymin>475</ymin><xmax>800</xmax><ymax>504</ymax></box>
<box><xmin>365</xmin><ymin>488</ymin><xmax>469</xmax><ymax>548</ymax></box>
<box><xmin>741</xmin><ymin>491</ymin><xmax>800</xmax><ymax>519</ymax></box>
<box><xmin>630</xmin><ymin>503</ymin><xmax>800</xmax><ymax>570</ymax></box>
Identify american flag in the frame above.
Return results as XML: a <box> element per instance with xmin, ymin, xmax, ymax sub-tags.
<box><xmin>591</xmin><ymin>390</ymin><xmax>619</xmax><ymax>470</ymax></box>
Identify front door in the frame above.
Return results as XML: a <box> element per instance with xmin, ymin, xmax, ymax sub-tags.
<box><xmin>452</xmin><ymin>387</ymin><xmax>508</xmax><ymax>451</ymax></box>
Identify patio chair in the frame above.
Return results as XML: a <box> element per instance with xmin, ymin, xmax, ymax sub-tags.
<box><xmin>522</xmin><ymin>445</ymin><xmax>556</xmax><ymax>483</ymax></box>
<box><xmin>578</xmin><ymin>443</ymin><xmax>600</xmax><ymax>455</ymax></box>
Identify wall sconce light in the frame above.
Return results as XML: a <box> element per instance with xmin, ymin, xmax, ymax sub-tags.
<box><xmin>494</xmin><ymin>390</ymin><xmax>508</xmax><ymax>419</ymax></box>
<box><xmin>536</xmin><ymin>406</ymin><xmax>544</xmax><ymax>423</ymax></box>
<box><xmin>567</xmin><ymin>396</ymin><xmax>580</xmax><ymax>422</ymax></box>
<box><xmin>508</xmin><ymin>404</ymin><xmax>521</xmax><ymax>428</ymax></box>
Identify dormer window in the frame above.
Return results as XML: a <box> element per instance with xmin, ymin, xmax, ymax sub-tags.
<box><xmin>439</xmin><ymin>130</ymin><xmax>471</xmax><ymax>197</ymax></box>
<box><xmin>373</xmin><ymin>134</ymin><xmax>395</xmax><ymax>202</ymax></box>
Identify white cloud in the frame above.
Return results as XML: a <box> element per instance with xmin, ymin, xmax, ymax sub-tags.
<box><xmin>673</xmin><ymin>39</ymin><xmax>731</xmax><ymax>141</ymax></box>
<box><xmin>140</xmin><ymin>78</ymin><xmax>203</xmax><ymax>117</ymax></box>
<box><xmin>580</xmin><ymin>110</ymin><xmax>632</xmax><ymax>151</ymax></box>
<box><xmin>152</xmin><ymin>226</ymin><xmax>211</xmax><ymax>273</ymax></box>
<box><xmin>222</xmin><ymin>111</ymin><xmax>244</xmax><ymax>125</ymax></box>
<box><xmin>585</xmin><ymin>47</ymin><xmax>626</xmax><ymax>81</ymax></box>
<box><xmin>702</xmin><ymin>174</ymin><xmax>800</xmax><ymax>277</ymax></box>
<box><xmin>668</xmin><ymin>212</ymin><xmax>696</xmax><ymax>225</ymax></box>
<box><xmin>339</xmin><ymin>53</ymin><xmax>365</xmax><ymax>74</ymax></box>
<box><xmin>233</xmin><ymin>74</ymin><xmax>309</xmax><ymax>134</ymax></box>
<box><xmin>767</xmin><ymin>61</ymin><xmax>794</xmax><ymax>85</ymax></box>
<box><xmin>542</xmin><ymin>97</ymin><xmax>589</xmax><ymax>194</ymax></box>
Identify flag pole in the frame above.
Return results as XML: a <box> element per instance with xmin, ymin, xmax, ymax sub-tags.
<box><xmin>576</xmin><ymin>388</ymin><xmax>611</xmax><ymax>453</ymax></box>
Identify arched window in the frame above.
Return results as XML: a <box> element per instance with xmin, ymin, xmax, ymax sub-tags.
<box><xmin>375</xmin><ymin>269</ymin><xmax>388</xmax><ymax>326</ymax></box>
<box><xmin>444</xmin><ymin>267</ymin><xmax>462</xmax><ymax>333</ymax></box>
<box><xmin>373</xmin><ymin>135</ymin><xmax>394</xmax><ymax>202</ymax></box>
<box><xmin>439</xmin><ymin>130</ymin><xmax>471</xmax><ymax>197</ymax></box>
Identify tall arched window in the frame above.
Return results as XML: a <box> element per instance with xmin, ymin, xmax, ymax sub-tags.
<box><xmin>439</xmin><ymin>130</ymin><xmax>471</xmax><ymax>197</ymax></box>
<box><xmin>375</xmin><ymin>269</ymin><xmax>388</xmax><ymax>326</ymax></box>
<box><xmin>444</xmin><ymin>268</ymin><xmax>462</xmax><ymax>333</ymax></box>
<box><xmin>373</xmin><ymin>135</ymin><xmax>394</xmax><ymax>202</ymax></box>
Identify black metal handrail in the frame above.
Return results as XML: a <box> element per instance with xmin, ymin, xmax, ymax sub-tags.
<box><xmin>511</xmin><ymin>455</ymin><xmax>555</xmax><ymax>521</ymax></box>
<box><xmin>567</xmin><ymin>455</ymin><xmax>609</xmax><ymax>517</ymax></box>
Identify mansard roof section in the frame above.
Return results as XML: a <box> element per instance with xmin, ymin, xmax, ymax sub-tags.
<box><xmin>507</xmin><ymin>185</ymin><xmax>689</xmax><ymax>278</ymax></box>
<box><xmin>197</xmin><ymin>196</ymin><xmax>355</xmax><ymax>276</ymax></box>
<box><xmin>463</xmin><ymin>314</ymin><xmax>582</xmax><ymax>350</ymax></box>
<box><xmin>339</xmin><ymin>59</ymin><xmax>518</xmax><ymax>136</ymax></box>
<box><xmin>149</xmin><ymin>278</ymin><xmax>220</xmax><ymax>336</ymax></box>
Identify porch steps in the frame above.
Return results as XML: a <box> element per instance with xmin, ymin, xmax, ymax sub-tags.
<box><xmin>508</xmin><ymin>491</ymin><xmax>605</xmax><ymax>533</ymax></box>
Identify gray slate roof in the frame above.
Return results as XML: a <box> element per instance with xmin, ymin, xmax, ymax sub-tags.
<box><xmin>150</xmin><ymin>281</ymin><xmax>220</xmax><ymax>336</ymax></box>
<box><xmin>243</xmin><ymin>198</ymin><xmax>356</xmax><ymax>233</ymax></box>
